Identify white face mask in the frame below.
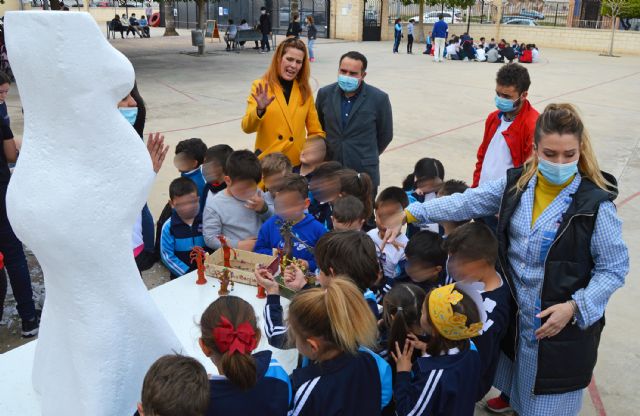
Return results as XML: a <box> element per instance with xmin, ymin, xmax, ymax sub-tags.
<box><xmin>261</xmin><ymin>10</ymin><xmax>266</xmax><ymax>15</ymax></box>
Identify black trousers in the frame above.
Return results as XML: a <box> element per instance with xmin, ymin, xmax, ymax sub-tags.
<box><xmin>407</xmin><ymin>34</ymin><xmax>414</xmax><ymax>53</ymax></box>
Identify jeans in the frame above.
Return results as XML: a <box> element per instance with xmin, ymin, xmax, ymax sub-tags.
<box><xmin>393</xmin><ymin>33</ymin><xmax>401</xmax><ymax>53</ymax></box>
<box><xmin>407</xmin><ymin>34</ymin><xmax>414</xmax><ymax>53</ymax></box>
<box><xmin>308</xmin><ymin>39</ymin><xmax>315</xmax><ymax>59</ymax></box>
<box><xmin>261</xmin><ymin>33</ymin><xmax>270</xmax><ymax>51</ymax></box>
<box><xmin>0</xmin><ymin>182</ymin><xmax>36</xmax><ymax>322</ymax></box>
<box><xmin>434</xmin><ymin>37</ymin><xmax>446</xmax><ymax>61</ymax></box>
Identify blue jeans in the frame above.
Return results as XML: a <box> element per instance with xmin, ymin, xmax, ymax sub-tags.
<box><xmin>308</xmin><ymin>39</ymin><xmax>315</xmax><ymax>59</ymax></box>
<box><xmin>261</xmin><ymin>33</ymin><xmax>270</xmax><ymax>51</ymax></box>
<box><xmin>0</xmin><ymin>182</ymin><xmax>36</xmax><ymax>322</ymax></box>
<box><xmin>393</xmin><ymin>34</ymin><xmax>401</xmax><ymax>52</ymax></box>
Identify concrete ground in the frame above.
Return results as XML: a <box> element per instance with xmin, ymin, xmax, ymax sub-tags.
<box><xmin>2</xmin><ymin>26</ymin><xmax>639</xmax><ymax>415</ymax></box>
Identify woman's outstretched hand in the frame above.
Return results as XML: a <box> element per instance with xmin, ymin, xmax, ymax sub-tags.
<box><xmin>252</xmin><ymin>82</ymin><xmax>276</xmax><ymax>117</ymax></box>
<box><xmin>146</xmin><ymin>132</ymin><xmax>169</xmax><ymax>174</ymax></box>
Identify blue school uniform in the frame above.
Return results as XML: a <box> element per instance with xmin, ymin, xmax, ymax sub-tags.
<box><xmin>289</xmin><ymin>348</ymin><xmax>392</xmax><ymax>416</ymax></box>
<box><xmin>182</xmin><ymin>166</ymin><xmax>207</xmax><ymax>199</ymax></box>
<box><xmin>394</xmin><ymin>343</ymin><xmax>481</xmax><ymax>416</ymax></box>
<box><xmin>160</xmin><ymin>210</ymin><xmax>207</xmax><ymax>278</ymax></box>
<box><xmin>375</xmin><ymin>270</ymin><xmax>446</xmax><ymax>304</ymax></box>
<box><xmin>199</xmin><ymin>181</ymin><xmax>226</xmax><ymax>213</ymax></box>
<box><xmin>206</xmin><ymin>350</ymin><xmax>291</xmax><ymax>416</ymax></box>
<box><xmin>308</xmin><ymin>198</ymin><xmax>333</xmax><ymax>230</ymax></box>
<box><xmin>474</xmin><ymin>275</ymin><xmax>512</xmax><ymax>401</ymax></box>
<box><xmin>254</xmin><ymin>213</ymin><xmax>326</xmax><ymax>272</ymax></box>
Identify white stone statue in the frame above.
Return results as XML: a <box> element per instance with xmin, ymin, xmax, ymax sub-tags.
<box><xmin>4</xmin><ymin>11</ymin><xmax>183</xmax><ymax>415</ymax></box>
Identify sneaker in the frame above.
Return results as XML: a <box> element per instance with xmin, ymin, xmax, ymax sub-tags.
<box><xmin>21</xmin><ymin>316</ymin><xmax>40</xmax><ymax>338</ymax></box>
<box><xmin>486</xmin><ymin>396</ymin><xmax>513</xmax><ymax>413</ymax></box>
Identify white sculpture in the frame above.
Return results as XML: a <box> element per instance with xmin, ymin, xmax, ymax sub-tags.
<box><xmin>4</xmin><ymin>11</ymin><xmax>183</xmax><ymax>415</ymax></box>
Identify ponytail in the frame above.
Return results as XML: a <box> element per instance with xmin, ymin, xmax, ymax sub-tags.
<box><xmin>515</xmin><ymin>103</ymin><xmax>612</xmax><ymax>192</ymax></box>
<box><xmin>288</xmin><ymin>277</ymin><xmax>378</xmax><ymax>355</ymax></box>
<box><xmin>383</xmin><ymin>284</ymin><xmax>426</xmax><ymax>358</ymax></box>
<box><xmin>402</xmin><ymin>173</ymin><xmax>415</xmax><ymax>191</ymax></box>
<box><xmin>339</xmin><ymin>169</ymin><xmax>374</xmax><ymax>219</ymax></box>
<box><xmin>200</xmin><ymin>296</ymin><xmax>260</xmax><ymax>390</ymax></box>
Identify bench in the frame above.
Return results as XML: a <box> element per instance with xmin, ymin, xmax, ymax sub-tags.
<box><xmin>223</xmin><ymin>28</ymin><xmax>276</xmax><ymax>52</ymax></box>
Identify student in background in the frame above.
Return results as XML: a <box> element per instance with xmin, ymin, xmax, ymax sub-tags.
<box><xmin>338</xmin><ymin>169</ymin><xmax>374</xmax><ymax>228</ymax></box>
<box><xmin>331</xmin><ymin>195</ymin><xmax>366</xmax><ymax>231</ymax></box>
<box><xmin>391</xmin><ymin>230</ymin><xmax>447</xmax><ymax>294</ymax></box>
<box><xmin>200</xmin><ymin>144</ymin><xmax>234</xmax><ymax>213</ymax></box>
<box><xmin>174</xmin><ymin>137</ymin><xmax>208</xmax><ymax>197</ymax></box>
<box><xmin>423</xmin><ymin>31</ymin><xmax>432</xmax><ymax>55</ymax></box>
<box><xmin>308</xmin><ymin>161</ymin><xmax>343</xmax><ymax>230</ymax></box>
<box><xmin>402</xmin><ymin>157</ymin><xmax>445</xmax><ymax>237</ymax></box>
<box><xmin>436</xmin><ymin>179</ymin><xmax>470</xmax><ymax>238</ymax></box>
<box><xmin>286</xmin><ymin>13</ymin><xmax>302</xmax><ymax>38</ymax></box>
<box><xmin>407</xmin><ymin>19</ymin><xmax>415</xmax><ymax>54</ymax></box>
<box><xmin>293</xmin><ymin>136</ymin><xmax>331</xmax><ymax>180</ymax></box>
<box><xmin>432</xmin><ymin>14</ymin><xmax>448</xmax><ymax>62</ymax></box>
<box><xmin>393</xmin><ymin>18</ymin><xmax>402</xmax><ymax>54</ymax></box>
<box><xmin>306</xmin><ymin>15</ymin><xmax>318</xmax><ymax>62</ymax></box>
<box><xmin>225</xmin><ymin>19</ymin><xmax>238</xmax><ymax>51</ymax></box>
<box><xmin>260</xmin><ymin>152</ymin><xmax>293</xmax><ymax>212</ymax></box>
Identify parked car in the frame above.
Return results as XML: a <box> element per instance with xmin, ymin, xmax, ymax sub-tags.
<box><xmin>520</xmin><ymin>9</ymin><xmax>545</xmax><ymax>20</ymax></box>
<box><xmin>410</xmin><ymin>11</ymin><xmax>462</xmax><ymax>24</ymax></box>
<box><xmin>504</xmin><ymin>17</ymin><xmax>538</xmax><ymax>26</ymax></box>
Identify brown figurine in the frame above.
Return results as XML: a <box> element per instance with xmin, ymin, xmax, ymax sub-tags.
<box><xmin>189</xmin><ymin>246</ymin><xmax>207</xmax><ymax>285</ymax></box>
<box><xmin>218</xmin><ymin>268</ymin><xmax>231</xmax><ymax>296</ymax></box>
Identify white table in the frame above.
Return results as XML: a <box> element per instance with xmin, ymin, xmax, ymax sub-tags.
<box><xmin>0</xmin><ymin>271</ymin><xmax>296</xmax><ymax>415</ymax></box>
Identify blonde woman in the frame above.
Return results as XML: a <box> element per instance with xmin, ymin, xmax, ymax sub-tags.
<box><xmin>386</xmin><ymin>103</ymin><xmax>629</xmax><ymax>415</ymax></box>
<box><xmin>241</xmin><ymin>38</ymin><xmax>325</xmax><ymax>166</ymax></box>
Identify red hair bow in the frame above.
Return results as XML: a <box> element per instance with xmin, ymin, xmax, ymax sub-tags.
<box><xmin>213</xmin><ymin>316</ymin><xmax>257</xmax><ymax>355</ymax></box>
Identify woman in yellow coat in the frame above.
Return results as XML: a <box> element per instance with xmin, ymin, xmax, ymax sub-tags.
<box><xmin>242</xmin><ymin>38</ymin><xmax>325</xmax><ymax>166</ymax></box>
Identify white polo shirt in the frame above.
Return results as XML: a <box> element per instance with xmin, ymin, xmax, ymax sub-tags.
<box><xmin>479</xmin><ymin>116</ymin><xmax>514</xmax><ymax>185</ymax></box>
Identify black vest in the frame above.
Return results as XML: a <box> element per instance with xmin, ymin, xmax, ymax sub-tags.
<box><xmin>496</xmin><ymin>167</ymin><xmax>617</xmax><ymax>395</ymax></box>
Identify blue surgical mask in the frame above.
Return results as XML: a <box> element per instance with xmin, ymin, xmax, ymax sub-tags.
<box><xmin>494</xmin><ymin>95</ymin><xmax>520</xmax><ymax>113</ymax></box>
<box><xmin>538</xmin><ymin>158</ymin><xmax>578</xmax><ymax>185</ymax></box>
<box><xmin>338</xmin><ymin>75</ymin><xmax>360</xmax><ymax>93</ymax></box>
<box><xmin>119</xmin><ymin>107</ymin><xmax>138</xmax><ymax>125</ymax></box>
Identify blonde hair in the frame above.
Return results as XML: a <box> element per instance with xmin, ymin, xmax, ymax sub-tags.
<box><xmin>261</xmin><ymin>152</ymin><xmax>293</xmax><ymax>177</ymax></box>
<box><xmin>288</xmin><ymin>277</ymin><xmax>378</xmax><ymax>355</ymax></box>
<box><xmin>515</xmin><ymin>103</ymin><xmax>611</xmax><ymax>192</ymax></box>
<box><xmin>263</xmin><ymin>38</ymin><xmax>311</xmax><ymax>103</ymax></box>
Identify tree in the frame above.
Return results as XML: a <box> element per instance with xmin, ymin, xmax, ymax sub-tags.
<box><xmin>601</xmin><ymin>0</ymin><xmax>631</xmax><ymax>55</ymax></box>
<box><xmin>195</xmin><ymin>0</ymin><xmax>206</xmax><ymax>30</ymax></box>
<box><xmin>401</xmin><ymin>0</ymin><xmax>476</xmax><ymax>41</ymax></box>
<box><xmin>163</xmin><ymin>0</ymin><xmax>179</xmax><ymax>36</ymax></box>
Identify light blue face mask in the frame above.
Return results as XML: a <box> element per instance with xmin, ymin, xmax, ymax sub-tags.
<box><xmin>494</xmin><ymin>95</ymin><xmax>520</xmax><ymax>113</ymax></box>
<box><xmin>338</xmin><ymin>75</ymin><xmax>360</xmax><ymax>93</ymax></box>
<box><xmin>119</xmin><ymin>107</ymin><xmax>138</xmax><ymax>125</ymax></box>
<box><xmin>538</xmin><ymin>158</ymin><xmax>578</xmax><ymax>185</ymax></box>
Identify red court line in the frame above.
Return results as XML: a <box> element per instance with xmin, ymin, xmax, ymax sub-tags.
<box><xmin>618</xmin><ymin>191</ymin><xmax>640</xmax><ymax>209</ymax></box>
<box><xmin>156</xmin><ymin>80</ymin><xmax>198</xmax><ymax>102</ymax></box>
<box><xmin>588</xmin><ymin>376</ymin><xmax>607</xmax><ymax>416</ymax></box>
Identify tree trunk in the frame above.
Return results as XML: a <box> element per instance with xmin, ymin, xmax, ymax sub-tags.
<box><xmin>163</xmin><ymin>0</ymin><xmax>179</xmax><ymax>36</ymax></box>
<box><xmin>196</xmin><ymin>0</ymin><xmax>206</xmax><ymax>30</ymax></box>
<box><xmin>291</xmin><ymin>0</ymin><xmax>299</xmax><ymax>18</ymax></box>
<box><xmin>418</xmin><ymin>1</ymin><xmax>425</xmax><ymax>43</ymax></box>
<box><xmin>608</xmin><ymin>15</ymin><xmax>616</xmax><ymax>56</ymax></box>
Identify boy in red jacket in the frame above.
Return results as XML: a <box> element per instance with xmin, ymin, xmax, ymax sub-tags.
<box><xmin>472</xmin><ymin>63</ymin><xmax>539</xmax><ymax>188</ymax></box>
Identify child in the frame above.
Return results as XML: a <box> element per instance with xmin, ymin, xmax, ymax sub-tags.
<box><xmin>174</xmin><ymin>137</ymin><xmax>208</xmax><ymax>197</ymax></box>
<box><xmin>331</xmin><ymin>195</ymin><xmax>366</xmax><ymax>231</ymax></box>
<box><xmin>257</xmin><ymin>230</ymin><xmax>381</xmax><ymax>348</ymax></box>
<box><xmin>381</xmin><ymin>283</ymin><xmax>427</xmax><ymax>366</ymax></box>
<box><xmin>160</xmin><ymin>178</ymin><xmax>208</xmax><ymax>279</ymax></box>
<box><xmin>407</xmin><ymin>19</ymin><xmax>415</xmax><ymax>54</ymax></box>
<box><xmin>203</xmin><ymin>150</ymin><xmax>272</xmax><ymax>251</ymax></box>
<box><xmin>293</xmin><ymin>136</ymin><xmax>331</xmax><ymax>180</ymax></box>
<box><xmin>444</xmin><ymin>222</ymin><xmax>511</xmax><ymax>402</ymax></box>
<box><xmin>200</xmin><ymin>144</ymin><xmax>233</xmax><ymax>213</ymax></box>
<box><xmin>436</xmin><ymin>179</ymin><xmax>469</xmax><ymax>238</ymax></box>
<box><xmin>423</xmin><ymin>31</ymin><xmax>432</xmax><ymax>55</ymax></box>
<box><xmin>198</xmin><ymin>296</ymin><xmax>291</xmax><ymax>416</ymax></box>
<box><xmin>261</xmin><ymin>152</ymin><xmax>292</xmax><ymax>212</ymax></box>
<box><xmin>254</xmin><ymin>173</ymin><xmax>326</xmax><ymax>271</ymax></box>
<box><xmin>393</xmin><ymin>18</ymin><xmax>402</xmax><ymax>54</ymax></box>
<box><xmin>308</xmin><ymin>161</ymin><xmax>343</xmax><ymax>229</ymax></box>
<box><xmin>392</xmin><ymin>283</ymin><xmax>484</xmax><ymax>416</ymax></box>
<box><xmin>368</xmin><ymin>187</ymin><xmax>409</xmax><ymax>283</ymax></box>
<box><xmin>338</xmin><ymin>169</ymin><xmax>374</xmax><ymax>222</ymax></box>
<box><xmin>402</xmin><ymin>158</ymin><xmax>445</xmax><ymax>237</ymax></box>
<box><xmin>287</xmin><ymin>278</ymin><xmax>392</xmax><ymax>415</ymax></box>
<box><xmin>306</xmin><ymin>15</ymin><xmax>317</xmax><ymax>62</ymax></box>
<box><xmin>136</xmin><ymin>354</ymin><xmax>209</xmax><ymax>416</ymax></box>
<box><xmin>392</xmin><ymin>230</ymin><xmax>446</xmax><ymax>294</ymax></box>
<box><xmin>488</xmin><ymin>37</ymin><xmax>497</xmax><ymax>50</ymax></box>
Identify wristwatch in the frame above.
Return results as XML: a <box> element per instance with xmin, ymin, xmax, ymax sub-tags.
<box><xmin>568</xmin><ymin>300</ymin><xmax>578</xmax><ymax>325</ymax></box>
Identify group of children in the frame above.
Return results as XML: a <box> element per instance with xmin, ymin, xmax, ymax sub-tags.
<box><xmin>143</xmin><ymin>146</ymin><xmax>513</xmax><ymax>415</ymax></box>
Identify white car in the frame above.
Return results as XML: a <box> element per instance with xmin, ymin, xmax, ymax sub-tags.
<box><xmin>410</xmin><ymin>11</ymin><xmax>462</xmax><ymax>24</ymax></box>
<box><xmin>504</xmin><ymin>18</ymin><xmax>538</xmax><ymax>26</ymax></box>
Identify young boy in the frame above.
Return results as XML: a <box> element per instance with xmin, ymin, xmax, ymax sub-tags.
<box><xmin>160</xmin><ymin>178</ymin><xmax>207</xmax><ymax>279</ymax></box>
<box><xmin>331</xmin><ymin>195</ymin><xmax>366</xmax><ymax>231</ymax></box>
<box><xmin>203</xmin><ymin>150</ymin><xmax>272</xmax><ymax>251</ymax></box>
<box><xmin>391</xmin><ymin>230</ymin><xmax>447</xmax><ymax>295</ymax></box>
<box><xmin>368</xmin><ymin>187</ymin><xmax>409</xmax><ymax>281</ymax></box>
<box><xmin>135</xmin><ymin>354</ymin><xmax>210</xmax><ymax>416</ymax></box>
<box><xmin>261</xmin><ymin>152</ymin><xmax>292</xmax><ymax>212</ymax></box>
<box><xmin>444</xmin><ymin>222</ymin><xmax>511</xmax><ymax>402</ymax></box>
<box><xmin>174</xmin><ymin>137</ymin><xmax>208</xmax><ymax>197</ymax></box>
<box><xmin>437</xmin><ymin>179</ymin><xmax>470</xmax><ymax>238</ymax></box>
<box><xmin>293</xmin><ymin>136</ymin><xmax>330</xmax><ymax>181</ymax></box>
<box><xmin>254</xmin><ymin>173</ymin><xmax>326</xmax><ymax>271</ymax></box>
<box><xmin>200</xmin><ymin>144</ymin><xmax>233</xmax><ymax>212</ymax></box>
<box><xmin>308</xmin><ymin>161</ymin><xmax>342</xmax><ymax>230</ymax></box>
<box><xmin>257</xmin><ymin>230</ymin><xmax>381</xmax><ymax>348</ymax></box>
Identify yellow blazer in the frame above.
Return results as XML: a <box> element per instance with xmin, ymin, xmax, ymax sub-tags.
<box><xmin>242</xmin><ymin>78</ymin><xmax>325</xmax><ymax>166</ymax></box>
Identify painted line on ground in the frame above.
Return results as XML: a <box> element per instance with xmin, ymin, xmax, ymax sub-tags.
<box><xmin>156</xmin><ymin>80</ymin><xmax>199</xmax><ymax>102</ymax></box>
<box><xmin>588</xmin><ymin>376</ymin><xmax>607</xmax><ymax>416</ymax></box>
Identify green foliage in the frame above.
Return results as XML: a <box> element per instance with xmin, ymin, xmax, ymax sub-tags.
<box><xmin>602</xmin><ymin>0</ymin><xmax>640</xmax><ymax>18</ymax></box>
<box><xmin>402</xmin><ymin>0</ymin><xmax>476</xmax><ymax>8</ymax></box>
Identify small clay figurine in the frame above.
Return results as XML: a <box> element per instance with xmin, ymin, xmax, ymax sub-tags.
<box><xmin>217</xmin><ymin>234</ymin><xmax>237</xmax><ymax>268</ymax></box>
<box><xmin>189</xmin><ymin>246</ymin><xmax>207</xmax><ymax>285</ymax></box>
<box><xmin>218</xmin><ymin>268</ymin><xmax>231</xmax><ymax>296</ymax></box>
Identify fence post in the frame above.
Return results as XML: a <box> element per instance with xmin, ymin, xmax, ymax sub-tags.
<box><xmin>480</xmin><ymin>0</ymin><xmax>484</xmax><ymax>24</ymax></box>
<box><xmin>554</xmin><ymin>3</ymin><xmax>558</xmax><ymax>27</ymax></box>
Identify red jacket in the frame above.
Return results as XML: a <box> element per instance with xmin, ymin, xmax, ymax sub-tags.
<box><xmin>0</xmin><ymin>252</ymin><xmax>4</xmax><ymax>269</ymax></box>
<box><xmin>519</xmin><ymin>49</ymin><xmax>533</xmax><ymax>63</ymax></box>
<box><xmin>472</xmin><ymin>99</ymin><xmax>539</xmax><ymax>187</ymax></box>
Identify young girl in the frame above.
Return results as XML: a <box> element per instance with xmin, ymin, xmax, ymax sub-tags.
<box><xmin>338</xmin><ymin>169</ymin><xmax>374</xmax><ymax>222</ymax></box>
<box><xmin>198</xmin><ymin>296</ymin><xmax>291</xmax><ymax>416</ymax></box>
<box><xmin>393</xmin><ymin>18</ymin><xmax>402</xmax><ymax>54</ymax></box>
<box><xmin>402</xmin><ymin>158</ymin><xmax>445</xmax><ymax>237</ymax></box>
<box><xmin>294</xmin><ymin>136</ymin><xmax>331</xmax><ymax>180</ymax></box>
<box><xmin>392</xmin><ymin>283</ymin><xmax>484</xmax><ymax>416</ymax></box>
<box><xmin>287</xmin><ymin>278</ymin><xmax>392</xmax><ymax>415</ymax></box>
<box><xmin>305</xmin><ymin>15</ymin><xmax>317</xmax><ymax>62</ymax></box>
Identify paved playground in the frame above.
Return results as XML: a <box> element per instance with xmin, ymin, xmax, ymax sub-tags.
<box><xmin>4</xmin><ymin>26</ymin><xmax>640</xmax><ymax>415</ymax></box>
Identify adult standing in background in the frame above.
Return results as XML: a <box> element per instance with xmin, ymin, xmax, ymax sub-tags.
<box><xmin>432</xmin><ymin>14</ymin><xmax>448</xmax><ymax>62</ymax></box>
<box><xmin>144</xmin><ymin>2</ymin><xmax>153</xmax><ymax>21</ymax></box>
<box><xmin>315</xmin><ymin>51</ymin><xmax>393</xmax><ymax>193</ymax></box>
<box><xmin>259</xmin><ymin>6</ymin><xmax>272</xmax><ymax>53</ymax></box>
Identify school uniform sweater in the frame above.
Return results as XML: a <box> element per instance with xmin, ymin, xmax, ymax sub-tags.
<box><xmin>254</xmin><ymin>213</ymin><xmax>326</xmax><ymax>272</ymax></box>
<box><xmin>375</xmin><ymin>270</ymin><xmax>446</xmax><ymax>304</ymax></box>
<box><xmin>474</xmin><ymin>275</ymin><xmax>512</xmax><ymax>401</ymax></box>
<box><xmin>182</xmin><ymin>166</ymin><xmax>207</xmax><ymax>199</ymax></box>
<box><xmin>289</xmin><ymin>348</ymin><xmax>392</xmax><ymax>416</ymax></box>
<box><xmin>160</xmin><ymin>210</ymin><xmax>206</xmax><ymax>277</ymax></box>
<box><xmin>395</xmin><ymin>343</ymin><xmax>481</xmax><ymax>416</ymax></box>
<box><xmin>206</xmin><ymin>350</ymin><xmax>291</xmax><ymax>416</ymax></box>
<box><xmin>308</xmin><ymin>198</ymin><xmax>333</xmax><ymax>230</ymax></box>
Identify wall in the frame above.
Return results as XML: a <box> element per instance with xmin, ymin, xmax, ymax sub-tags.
<box><xmin>331</xmin><ymin>0</ymin><xmax>364</xmax><ymax>41</ymax></box>
<box><xmin>384</xmin><ymin>22</ymin><xmax>640</xmax><ymax>55</ymax></box>
<box><xmin>0</xmin><ymin>0</ymin><xmax>32</xmax><ymax>15</ymax></box>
